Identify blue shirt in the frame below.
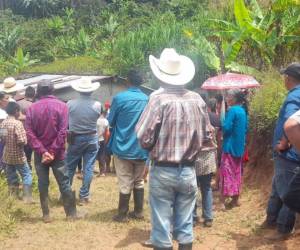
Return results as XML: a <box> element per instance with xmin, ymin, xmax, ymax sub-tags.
<box><xmin>222</xmin><ymin>105</ymin><xmax>248</xmax><ymax>158</ymax></box>
<box><xmin>108</xmin><ymin>87</ymin><xmax>148</xmax><ymax>160</ymax></box>
<box><xmin>273</xmin><ymin>85</ymin><xmax>300</xmax><ymax>162</ymax></box>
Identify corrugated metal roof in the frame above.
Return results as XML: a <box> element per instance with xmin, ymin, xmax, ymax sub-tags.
<box><xmin>15</xmin><ymin>74</ymin><xmax>112</xmax><ymax>92</ymax></box>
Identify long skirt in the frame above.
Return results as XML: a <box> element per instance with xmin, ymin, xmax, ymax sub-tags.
<box><xmin>219</xmin><ymin>153</ymin><xmax>243</xmax><ymax>196</ymax></box>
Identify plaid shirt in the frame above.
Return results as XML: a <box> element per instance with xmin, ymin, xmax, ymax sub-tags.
<box><xmin>136</xmin><ymin>88</ymin><xmax>212</xmax><ymax>163</ymax></box>
<box><xmin>1</xmin><ymin>116</ymin><xmax>27</xmax><ymax>165</ymax></box>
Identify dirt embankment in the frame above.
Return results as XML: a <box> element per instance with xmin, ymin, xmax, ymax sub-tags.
<box><xmin>244</xmin><ymin>134</ymin><xmax>274</xmax><ymax>204</ymax></box>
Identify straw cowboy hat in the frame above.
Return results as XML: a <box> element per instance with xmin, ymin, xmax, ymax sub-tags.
<box><xmin>149</xmin><ymin>48</ymin><xmax>195</xmax><ymax>85</ymax></box>
<box><xmin>0</xmin><ymin>77</ymin><xmax>24</xmax><ymax>93</ymax></box>
<box><xmin>71</xmin><ymin>77</ymin><xmax>100</xmax><ymax>93</ymax></box>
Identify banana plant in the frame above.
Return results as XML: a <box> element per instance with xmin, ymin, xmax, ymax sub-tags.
<box><xmin>6</xmin><ymin>48</ymin><xmax>39</xmax><ymax>73</ymax></box>
<box><xmin>210</xmin><ymin>0</ymin><xmax>300</xmax><ymax>69</ymax></box>
<box><xmin>0</xmin><ymin>27</ymin><xmax>22</xmax><ymax>59</ymax></box>
<box><xmin>46</xmin><ymin>16</ymin><xmax>64</xmax><ymax>35</ymax></box>
<box><xmin>77</xmin><ymin>29</ymin><xmax>92</xmax><ymax>55</ymax></box>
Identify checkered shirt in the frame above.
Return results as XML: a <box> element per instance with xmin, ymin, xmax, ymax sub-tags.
<box><xmin>1</xmin><ymin>116</ymin><xmax>27</xmax><ymax>165</ymax></box>
<box><xmin>136</xmin><ymin>88</ymin><xmax>212</xmax><ymax>163</ymax></box>
<box><xmin>195</xmin><ymin>149</ymin><xmax>217</xmax><ymax>176</ymax></box>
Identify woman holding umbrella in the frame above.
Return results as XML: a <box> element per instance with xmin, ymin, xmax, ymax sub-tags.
<box><xmin>219</xmin><ymin>89</ymin><xmax>248</xmax><ymax>209</ymax></box>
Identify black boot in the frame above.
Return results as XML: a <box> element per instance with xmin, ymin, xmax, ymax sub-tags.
<box><xmin>129</xmin><ymin>188</ymin><xmax>144</xmax><ymax>219</ymax></box>
<box><xmin>62</xmin><ymin>190</ymin><xmax>85</xmax><ymax>220</ymax></box>
<box><xmin>40</xmin><ymin>192</ymin><xmax>51</xmax><ymax>223</ymax></box>
<box><xmin>178</xmin><ymin>243</ymin><xmax>192</xmax><ymax>250</ymax></box>
<box><xmin>113</xmin><ymin>193</ymin><xmax>131</xmax><ymax>222</ymax></box>
<box><xmin>153</xmin><ymin>247</ymin><xmax>173</xmax><ymax>250</ymax></box>
<box><xmin>62</xmin><ymin>191</ymin><xmax>76</xmax><ymax>218</ymax></box>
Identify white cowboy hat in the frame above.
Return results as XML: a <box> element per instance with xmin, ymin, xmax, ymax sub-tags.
<box><xmin>0</xmin><ymin>77</ymin><xmax>24</xmax><ymax>93</ymax></box>
<box><xmin>149</xmin><ymin>48</ymin><xmax>195</xmax><ymax>85</ymax></box>
<box><xmin>71</xmin><ymin>77</ymin><xmax>100</xmax><ymax>93</ymax></box>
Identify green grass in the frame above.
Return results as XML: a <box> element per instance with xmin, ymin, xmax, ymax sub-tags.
<box><xmin>26</xmin><ymin>56</ymin><xmax>105</xmax><ymax>75</ymax></box>
<box><xmin>0</xmin><ymin>175</ymin><xmax>21</xmax><ymax>238</ymax></box>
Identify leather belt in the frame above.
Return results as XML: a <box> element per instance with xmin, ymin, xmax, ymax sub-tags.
<box><xmin>153</xmin><ymin>161</ymin><xmax>194</xmax><ymax>168</ymax></box>
<box><xmin>74</xmin><ymin>131</ymin><xmax>97</xmax><ymax>136</ymax></box>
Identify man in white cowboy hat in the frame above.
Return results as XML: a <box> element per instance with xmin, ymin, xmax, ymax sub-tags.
<box><xmin>0</xmin><ymin>77</ymin><xmax>24</xmax><ymax>101</ymax></box>
<box><xmin>108</xmin><ymin>69</ymin><xmax>148</xmax><ymax>222</ymax></box>
<box><xmin>136</xmin><ymin>48</ymin><xmax>212</xmax><ymax>250</ymax></box>
<box><xmin>65</xmin><ymin>77</ymin><xmax>101</xmax><ymax>205</ymax></box>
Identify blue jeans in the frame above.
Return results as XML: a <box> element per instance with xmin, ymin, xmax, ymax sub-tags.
<box><xmin>267</xmin><ymin>156</ymin><xmax>298</xmax><ymax>233</ymax></box>
<box><xmin>193</xmin><ymin>174</ymin><xmax>213</xmax><ymax>221</ymax></box>
<box><xmin>283</xmin><ymin>166</ymin><xmax>300</xmax><ymax>213</ymax></box>
<box><xmin>149</xmin><ymin>165</ymin><xmax>197</xmax><ymax>248</ymax></box>
<box><xmin>66</xmin><ymin>134</ymin><xmax>98</xmax><ymax>199</ymax></box>
<box><xmin>6</xmin><ymin>163</ymin><xmax>32</xmax><ymax>186</ymax></box>
<box><xmin>35</xmin><ymin>153</ymin><xmax>71</xmax><ymax>195</ymax></box>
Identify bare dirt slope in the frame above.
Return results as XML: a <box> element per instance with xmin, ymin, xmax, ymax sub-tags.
<box><xmin>1</xmin><ymin>164</ymin><xmax>300</xmax><ymax>250</ymax></box>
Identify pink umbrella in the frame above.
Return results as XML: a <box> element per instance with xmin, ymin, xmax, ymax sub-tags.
<box><xmin>201</xmin><ymin>72</ymin><xmax>260</xmax><ymax>90</ymax></box>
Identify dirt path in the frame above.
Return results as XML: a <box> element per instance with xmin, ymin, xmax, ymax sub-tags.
<box><xmin>1</xmin><ymin>171</ymin><xmax>300</xmax><ymax>250</ymax></box>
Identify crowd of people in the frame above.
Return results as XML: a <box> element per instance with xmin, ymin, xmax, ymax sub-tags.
<box><xmin>0</xmin><ymin>48</ymin><xmax>300</xmax><ymax>250</ymax></box>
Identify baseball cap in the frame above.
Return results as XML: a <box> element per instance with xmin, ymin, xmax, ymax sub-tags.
<box><xmin>280</xmin><ymin>63</ymin><xmax>300</xmax><ymax>81</ymax></box>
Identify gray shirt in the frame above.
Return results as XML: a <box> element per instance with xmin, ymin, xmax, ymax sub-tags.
<box><xmin>67</xmin><ymin>95</ymin><xmax>101</xmax><ymax>134</ymax></box>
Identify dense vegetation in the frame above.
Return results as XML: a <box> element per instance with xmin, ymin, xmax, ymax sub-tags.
<box><xmin>0</xmin><ymin>1</ymin><xmax>298</xmax><ymax>131</ymax></box>
<box><xmin>1</xmin><ymin>0</ymin><xmax>299</xmax><ymax>135</ymax></box>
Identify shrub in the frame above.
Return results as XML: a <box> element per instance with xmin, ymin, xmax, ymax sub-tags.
<box><xmin>249</xmin><ymin>69</ymin><xmax>287</xmax><ymax>138</ymax></box>
<box><xmin>26</xmin><ymin>56</ymin><xmax>104</xmax><ymax>75</ymax></box>
<box><xmin>96</xmin><ymin>13</ymin><xmax>182</xmax><ymax>75</ymax></box>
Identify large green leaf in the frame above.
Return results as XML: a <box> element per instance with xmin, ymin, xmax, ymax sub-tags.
<box><xmin>192</xmin><ymin>35</ymin><xmax>220</xmax><ymax>71</ymax></box>
<box><xmin>234</xmin><ymin>0</ymin><xmax>252</xmax><ymax>28</ymax></box>
<box><xmin>226</xmin><ymin>61</ymin><xmax>260</xmax><ymax>75</ymax></box>
<box><xmin>250</xmin><ymin>0</ymin><xmax>263</xmax><ymax>19</ymax></box>
<box><xmin>224</xmin><ymin>37</ymin><xmax>244</xmax><ymax>65</ymax></box>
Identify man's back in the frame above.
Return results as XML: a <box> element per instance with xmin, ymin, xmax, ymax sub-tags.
<box><xmin>25</xmin><ymin>95</ymin><xmax>68</xmax><ymax>159</ymax></box>
<box><xmin>67</xmin><ymin>95</ymin><xmax>101</xmax><ymax>134</ymax></box>
<box><xmin>137</xmin><ymin>88</ymin><xmax>209</xmax><ymax>163</ymax></box>
<box><xmin>1</xmin><ymin>117</ymin><xmax>27</xmax><ymax>165</ymax></box>
<box><xmin>108</xmin><ymin>87</ymin><xmax>148</xmax><ymax>160</ymax></box>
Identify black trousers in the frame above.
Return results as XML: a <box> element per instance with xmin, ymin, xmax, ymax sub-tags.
<box><xmin>34</xmin><ymin>153</ymin><xmax>72</xmax><ymax>196</ymax></box>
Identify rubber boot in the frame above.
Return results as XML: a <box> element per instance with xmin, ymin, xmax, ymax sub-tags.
<box><xmin>40</xmin><ymin>192</ymin><xmax>51</xmax><ymax>223</ymax></box>
<box><xmin>178</xmin><ymin>243</ymin><xmax>193</xmax><ymax>250</ymax></box>
<box><xmin>113</xmin><ymin>193</ymin><xmax>131</xmax><ymax>222</ymax></box>
<box><xmin>62</xmin><ymin>190</ymin><xmax>85</xmax><ymax>220</ymax></box>
<box><xmin>8</xmin><ymin>185</ymin><xmax>19</xmax><ymax>197</ymax></box>
<box><xmin>129</xmin><ymin>188</ymin><xmax>144</xmax><ymax>219</ymax></box>
<box><xmin>23</xmin><ymin>184</ymin><xmax>34</xmax><ymax>204</ymax></box>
